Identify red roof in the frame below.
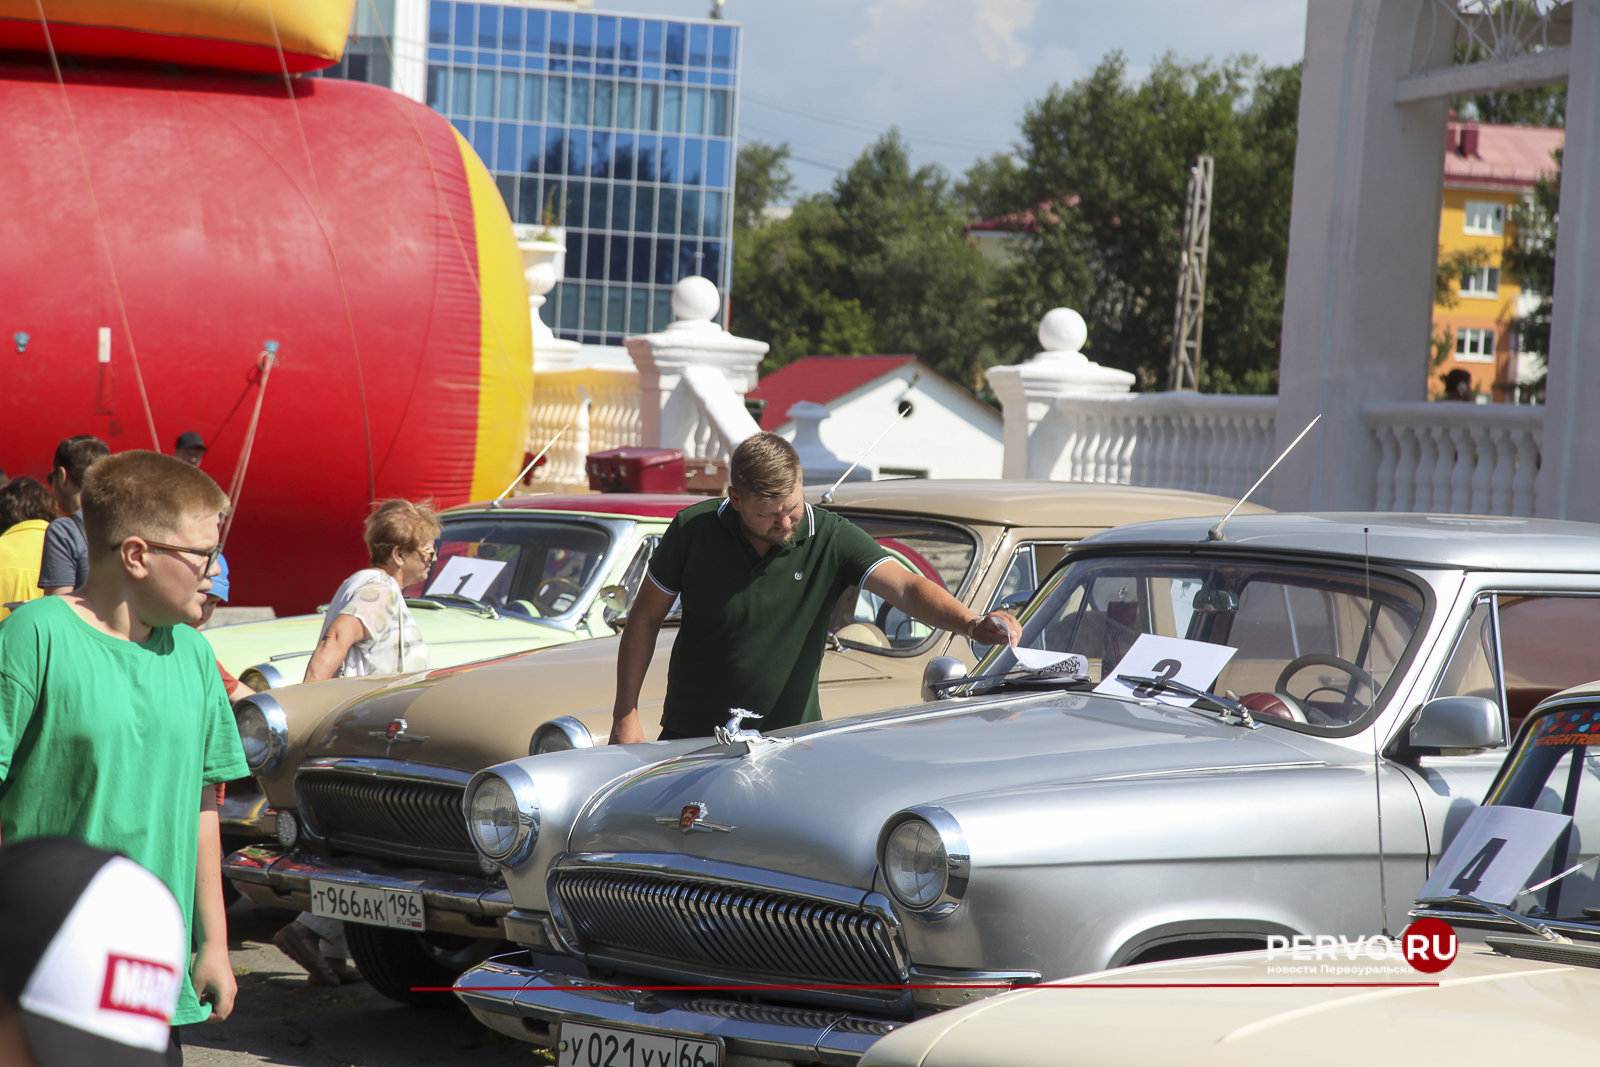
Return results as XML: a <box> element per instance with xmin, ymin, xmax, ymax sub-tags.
<box><xmin>447</xmin><ymin>494</ymin><xmax>703</xmax><ymax>518</ymax></box>
<box><xmin>1445</xmin><ymin>121</ymin><xmax>1563</xmax><ymax>190</ymax></box>
<box><xmin>747</xmin><ymin>356</ymin><xmax>918</xmax><ymax>431</ymax></box>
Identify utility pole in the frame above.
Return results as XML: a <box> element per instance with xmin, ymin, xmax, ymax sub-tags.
<box><xmin>1167</xmin><ymin>155</ymin><xmax>1213</xmax><ymax>391</ymax></box>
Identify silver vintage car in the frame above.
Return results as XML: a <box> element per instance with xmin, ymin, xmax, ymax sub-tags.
<box><xmin>447</xmin><ymin>513</ymin><xmax>1600</xmax><ymax>1065</ymax></box>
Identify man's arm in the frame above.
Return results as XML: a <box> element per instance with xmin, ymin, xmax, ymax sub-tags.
<box><xmin>609</xmin><ymin>580</ymin><xmax>677</xmax><ymax>745</ymax></box>
<box><xmin>36</xmin><ymin>520</ymin><xmax>77</xmax><ymax>596</ymax></box>
<box><xmin>862</xmin><ymin>561</ymin><xmax>1021</xmax><ymax>648</ymax></box>
<box><xmin>302</xmin><ymin>613</ymin><xmax>366</xmax><ymax>683</ymax></box>
<box><xmin>191</xmin><ymin>796</ymin><xmax>236</xmax><ymax>1019</ymax></box>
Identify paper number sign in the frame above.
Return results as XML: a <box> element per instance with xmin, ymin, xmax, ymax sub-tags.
<box><xmin>1418</xmin><ymin>804</ymin><xmax>1573</xmax><ymax>905</ymax></box>
<box><xmin>424</xmin><ymin>556</ymin><xmax>508</xmax><ymax>602</ymax></box>
<box><xmin>1092</xmin><ymin>634</ymin><xmax>1238</xmax><ymax>707</ymax></box>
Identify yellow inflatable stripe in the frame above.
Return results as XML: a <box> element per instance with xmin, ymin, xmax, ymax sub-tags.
<box><xmin>453</xmin><ymin>129</ymin><xmax>533</xmax><ymax>502</ymax></box>
<box><xmin>0</xmin><ymin>0</ymin><xmax>356</xmax><ymax>61</ymax></box>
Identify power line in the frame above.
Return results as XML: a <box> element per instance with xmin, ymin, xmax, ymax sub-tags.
<box><xmin>742</xmin><ymin>93</ymin><xmax>1005</xmax><ymax>155</ymax></box>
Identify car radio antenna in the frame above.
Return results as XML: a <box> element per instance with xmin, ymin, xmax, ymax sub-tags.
<box><xmin>492</xmin><ymin>417</ymin><xmax>574</xmax><ymax>507</ymax></box>
<box><xmin>819</xmin><ymin>406</ymin><xmax>910</xmax><ymax>504</ymax></box>
<box><xmin>1364</xmin><ymin>524</ymin><xmax>1392</xmax><ymax>937</ymax></box>
<box><xmin>1206</xmin><ymin>414</ymin><xmax>1320</xmax><ymax>541</ymax></box>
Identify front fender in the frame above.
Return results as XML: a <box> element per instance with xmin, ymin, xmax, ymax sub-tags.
<box><xmin>243</xmin><ymin>674</ymin><xmax>409</xmax><ymax>807</ymax></box>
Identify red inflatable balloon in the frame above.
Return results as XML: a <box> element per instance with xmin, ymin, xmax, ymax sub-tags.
<box><xmin>0</xmin><ymin>56</ymin><xmax>532</xmax><ymax>614</ymax></box>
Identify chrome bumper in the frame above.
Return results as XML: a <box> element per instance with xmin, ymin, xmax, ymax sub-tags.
<box><xmin>454</xmin><ymin>955</ymin><xmax>904</xmax><ymax>1066</ymax></box>
<box><xmin>218</xmin><ymin>791</ymin><xmax>271</xmax><ymax>838</ymax></box>
<box><xmin>223</xmin><ymin>845</ymin><xmax>511</xmax><ymax>939</ymax></box>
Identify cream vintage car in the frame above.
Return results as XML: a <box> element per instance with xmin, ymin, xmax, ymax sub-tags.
<box><xmin>224</xmin><ymin>480</ymin><xmax>1265</xmax><ymax>1001</ymax></box>
<box><xmin>860</xmin><ymin>680</ymin><xmax>1600</xmax><ymax>1066</ymax></box>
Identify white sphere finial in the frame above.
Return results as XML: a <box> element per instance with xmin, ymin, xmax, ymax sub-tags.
<box><xmin>671</xmin><ymin>276</ymin><xmax>721</xmax><ymax>322</ymax></box>
<box><xmin>1038</xmin><ymin>307</ymin><xmax>1087</xmax><ymax>355</ymax></box>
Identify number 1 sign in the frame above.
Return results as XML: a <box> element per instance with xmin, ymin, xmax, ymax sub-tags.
<box><xmin>1418</xmin><ymin>805</ymin><xmax>1572</xmax><ymax>905</ymax></box>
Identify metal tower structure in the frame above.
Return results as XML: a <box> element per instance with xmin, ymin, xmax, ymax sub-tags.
<box><xmin>1167</xmin><ymin>155</ymin><xmax>1214</xmax><ymax>391</ymax></box>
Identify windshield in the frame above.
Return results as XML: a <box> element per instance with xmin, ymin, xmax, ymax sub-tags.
<box><xmin>402</xmin><ymin>517</ymin><xmax>614</xmax><ymax>621</ymax></box>
<box><xmin>985</xmin><ymin>554</ymin><xmax>1427</xmax><ymax>731</ymax></box>
<box><xmin>1484</xmin><ymin>701</ymin><xmax>1600</xmax><ymax>919</ymax></box>
<box><xmin>828</xmin><ymin>516</ymin><xmax>978</xmax><ymax>654</ymax></box>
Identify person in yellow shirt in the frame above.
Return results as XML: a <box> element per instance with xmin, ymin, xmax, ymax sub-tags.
<box><xmin>0</xmin><ymin>479</ymin><xmax>59</xmax><ymax>623</ymax></box>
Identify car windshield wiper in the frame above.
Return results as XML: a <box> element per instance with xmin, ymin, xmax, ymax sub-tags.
<box><xmin>420</xmin><ymin>592</ymin><xmax>500</xmax><ymax>619</ymax></box>
<box><xmin>1115</xmin><ymin>674</ymin><xmax>1260</xmax><ymax>730</ymax></box>
<box><xmin>1414</xmin><ymin>894</ymin><xmax>1567</xmax><ymax>942</ymax></box>
<box><xmin>928</xmin><ymin>669</ymin><xmax>1092</xmax><ymax>695</ymax></box>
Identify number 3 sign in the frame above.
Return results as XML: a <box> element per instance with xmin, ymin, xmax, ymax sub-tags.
<box><xmin>1418</xmin><ymin>804</ymin><xmax>1572</xmax><ymax>905</ymax></box>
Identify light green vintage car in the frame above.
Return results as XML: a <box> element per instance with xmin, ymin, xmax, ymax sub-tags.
<box><xmin>203</xmin><ymin>493</ymin><xmax>702</xmax><ymax>690</ymax></box>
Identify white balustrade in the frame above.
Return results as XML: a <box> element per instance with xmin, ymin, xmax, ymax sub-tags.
<box><xmin>1365</xmin><ymin>403</ymin><xmax>1543</xmax><ymax>516</ymax></box>
<box><xmin>1040</xmin><ymin>393</ymin><xmax>1280</xmax><ymax>498</ymax></box>
<box><xmin>527</xmin><ymin>366</ymin><xmax>641</xmax><ymax>489</ymax></box>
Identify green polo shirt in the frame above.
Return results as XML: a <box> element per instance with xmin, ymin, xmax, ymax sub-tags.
<box><xmin>649</xmin><ymin>497</ymin><xmax>893</xmax><ymax>737</ymax></box>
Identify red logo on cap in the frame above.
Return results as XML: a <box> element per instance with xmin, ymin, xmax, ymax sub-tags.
<box><xmin>99</xmin><ymin>954</ymin><xmax>179</xmax><ymax>1021</ymax></box>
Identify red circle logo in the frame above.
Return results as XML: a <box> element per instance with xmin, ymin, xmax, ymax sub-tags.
<box><xmin>1400</xmin><ymin>917</ymin><xmax>1458</xmax><ymax>973</ymax></box>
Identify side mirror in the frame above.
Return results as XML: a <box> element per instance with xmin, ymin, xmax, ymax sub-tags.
<box><xmin>1409</xmin><ymin>696</ymin><xmax>1504</xmax><ymax>751</ymax></box>
<box><xmin>998</xmin><ymin>591</ymin><xmax>1032</xmax><ymax>612</ymax></box>
<box><xmin>598</xmin><ymin>584</ymin><xmax>631</xmax><ymax>613</ymax></box>
<box><xmin>922</xmin><ymin>656</ymin><xmax>968</xmax><ymax>701</ymax></box>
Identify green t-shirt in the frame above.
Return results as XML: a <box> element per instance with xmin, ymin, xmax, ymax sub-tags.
<box><xmin>0</xmin><ymin>595</ymin><xmax>248</xmax><ymax>1025</ymax></box>
<box><xmin>648</xmin><ymin>498</ymin><xmax>893</xmax><ymax>736</ymax></box>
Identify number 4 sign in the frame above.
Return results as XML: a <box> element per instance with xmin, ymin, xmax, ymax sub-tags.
<box><xmin>1418</xmin><ymin>804</ymin><xmax>1572</xmax><ymax>905</ymax></box>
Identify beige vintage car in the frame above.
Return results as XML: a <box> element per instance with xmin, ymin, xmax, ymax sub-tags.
<box><xmin>226</xmin><ymin>480</ymin><xmax>1267</xmax><ymax>1001</ymax></box>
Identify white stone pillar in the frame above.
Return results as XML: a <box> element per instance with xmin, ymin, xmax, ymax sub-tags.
<box><xmin>787</xmin><ymin>401</ymin><xmax>871</xmax><ymax>485</ymax></box>
<box><xmin>984</xmin><ymin>308</ymin><xmax>1135</xmax><ymax>479</ymax></box>
<box><xmin>1271</xmin><ymin>0</ymin><xmax>1455</xmax><ymax>510</ymax></box>
<box><xmin>626</xmin><ymin>277</ymin><xmax>768</xmax><ymax>457</ymax></box>
<box><xmin>516</xmin><ymin>225</ymin><xmax>579</xmax><ymax>373</ymax></box>
<box><xmin>1536</xmin><ymin>0</ymin><xmax>1600</xmax><ymax>520</ymax></box>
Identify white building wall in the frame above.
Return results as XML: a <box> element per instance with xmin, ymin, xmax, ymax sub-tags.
<box><xmin>775</xmin><ymin>364</ymin><xmax>1003</xmax><ymax>480</ymax></box>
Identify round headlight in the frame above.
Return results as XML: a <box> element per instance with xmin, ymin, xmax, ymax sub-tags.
<box><xmin>534</xmin><ymin>730</ymin><xmax>572</xmax><ymax>754</ymax></box>
<box><xmin>469</xmin><ymin>776</ymin><xmax>521</xmax><ymax>859</ymax></box>
<box><xmin>884</xmin><ymin>818</ymin><xmax>948</xmax><ymax>909</ymax></box>
<box><xmin>530</xmin><ymin>716</ymin><xmax>594</xmax><ymax>756</ymax></box>
<box><xmin>275</xmin><ymin>809</ymin><xmax>300</xmax><ymax>848</ymax></box>
<box><xmin>235</xmin><ymin>695</ymin><xmax>288</xmax><ymax>774</ymax></box>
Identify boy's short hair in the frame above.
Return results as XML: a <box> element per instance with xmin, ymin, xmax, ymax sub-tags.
<box><xmin>729</xmin><ymin>433</ymin><xmax>803</xmax><ymax>499</ymax></box>
<box><xmin>81</xmin><ymin>451</ymin><xmax>229</xmax><ymax>557</ymax></box>
<box><xmin>51</xmin><ymin>435</ymin><xmax>110</xmax><ymax>486</ymax></box>
<box><xmin>364</xmin><ymin>499</ymin><xmax>441</xmax><ymax>566</ymax></box>
<box><xmin>0</xmin><ymin>477</ymin><xmax>59</xmax><ymax>530</ymax></box>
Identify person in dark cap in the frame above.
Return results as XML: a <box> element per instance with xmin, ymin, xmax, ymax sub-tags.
<box><xmin>0</xmin><ymin>837</ymin><xmax>187</xmax><ymax>1067</ymax></box>
<box><xmin>174</xmin><ymin>433</ymin><xmax>208</xmax><ymax>468</ymax></box>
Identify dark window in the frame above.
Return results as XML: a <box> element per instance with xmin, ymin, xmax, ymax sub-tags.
<box><xmin>658</xmin><ymin>188</ymin><xmax>677</xmax><ymax>236</ymax></box>
<box><xmin>521</xmin><ymin>125</ymin><xmax>542</xmax><ymax>173</ymax></box>
<box><xmin>709</xmin><ymin>91</ymin><xmax>730</xmax><ymax>138</ymax></box>
<box><xmin>565</xmin><ymin>230</ymin><xmax>583</xmax><ymax>279</ymax></box>
<box><xmin>586</xmin><ymin>234</ymin><xmax>605</xmax><ymax>280</ymax></box>
<box><xmin>704</xmin><ymin>139</ymin><xmax>727</xmax><ymax>187</ymax></box>
<box><xmin>678</xmin><ymin>240</ymin><xmax>701</xmax><ymax>282</ymax></box>
<box><xmin>427</xmin><ymin>65</ymin><xmax>446</xmax><ymax>110</ymax></box>
<box><xmin>611</xmin><ymin>184</ymin><xmax>632</xmax><ymax>229</ymax></box>
<box><xmin>588</xmin><ymin>183</ymin><xmax>608</xmax><ymax>228</ymax></box>
<box><xmin>583</xmin><ymin>283</ymin><xmax>603</xmax><ymax>332</ymax></box>
<box><xmin>570</xmin><ymin>78</ymin><xmax>591</xmax><ymax>124</ymax></box>
<box><xmin>609</xmin><ymin>237</ymin><xmax>629</xmax><ymax>281</ymax></box>
<box><xmin>702</xmin><ymin>240</ymin><xmax>723</xmax><ymax>280</ymax></box>
<box><xmin>496</xmin><ymin>122</ymin><xmax>518</xmax><ymax>172</ymax></box>
<box><xmin>613</xmin><ymin>134</ymin><xmax>634</xmax><ymax>180</ymax></box>
<box><xmin>567</xmin><ymin>130</ymin><xmax>588</xmax><ymax>176</ymax></box>
<box><xmin>590</xmin><ymin>132</ymin><xmax>611</xmax><ymax>178</ymax></box>
<box><xmin>680</xmin><ymin>190</ymin><xmax>700</xmax><ymax>235</ymax></box>
<box><xmin>544</xmin><ymin>128</ymin><xmax>565</xmax><ymax>174</ymax></box>
<box><xmin>702</xmin><ymin>190</ymin><xmax>723</xmax><ymax>235</ymax></box>
<box><xmin>636</xmin><ymin>135</ymin><xmax>657</xmax><ymax>182</ymax></box>
<box><xmin>607</xmin><ymin>286</ymin><xmax>627</xmax><ymax>334</ymax></box>
<box><xmin>495</xmin><ymin>175</ymin><xmax>516</xmax><ymax>217</ymax></box>
<box><xmin>665</xmin><ymin>22</ymin><xmax>685</xmax><ymax>65</ymax></box>
<box><xmin>546</xmin><ymin>76</ymin><xmax>566</xmax><ymax>123</ymax></box>
<box><xmin>658</xmin><ymin>137</ymin><xmax>679</xmax><ymax>183</ymax></box>
<box><xmin>429</xmin><ymin>1</ymin><xmax>450</xmax><ymax>45</ymax></box>
<box><xmin>655</xmin><ymin>238</ymin><xmax>676</xmax><ymax>285</ymax></box>
<box><xmin>681</xmin><ymin>138</ymin><xmax>703</xmax><ymax>185</ymax></box>
<box><xmin>519</xmin><ymin>179</ymin><xmax>543</xmax><ymax>226</ymax></box>
<box><xmin>472</xmin><ymin>120</ymin><xmax>493</xmax><ymax>163</ymax></box>
<box><xmin>633</xmin><ymin>188</ymin><xmax>654</xmax><ymax>233</ymax></box>
<box><xmin>565</xmin><ymin>183</ymin><xmax>586</xmax><ymax>228</ymax></box>
<box><xmin>632</xmin><ymin>236</ymin><xmax>653</xmax><ymax>282</ymax></box>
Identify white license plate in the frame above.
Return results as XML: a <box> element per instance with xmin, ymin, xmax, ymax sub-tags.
<box><xmin>559</xmin><ymin>1021</ymin><xmax>721</xmax><ymax>1067</ymax></box>
<box><xmin>308</xmin><ymin>879</ymin><xmax>424</xmax><ymax>931</ymax></box>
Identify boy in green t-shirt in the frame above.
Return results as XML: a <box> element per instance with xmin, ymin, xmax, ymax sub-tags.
<box><xmin>0</xmin><ymin>450</ymin><xmax>248</xmax><ymax>1047</ymax></box>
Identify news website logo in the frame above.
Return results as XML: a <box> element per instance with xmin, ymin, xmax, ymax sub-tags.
<box><xmin>1265</xmin><ymin>918</ymin><xmax>1456</xmax><ymax>977</ymax></box>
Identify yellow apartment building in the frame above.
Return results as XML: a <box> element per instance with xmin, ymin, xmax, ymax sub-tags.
<box><xmin>1433</xmin><ymin>120</ymin><xmax>1563</xmax><ymax>402</ymax></box>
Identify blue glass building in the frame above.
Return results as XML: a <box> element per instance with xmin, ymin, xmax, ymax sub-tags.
<box><xmin>417</xmin><ymin>3</ymin><xmax>740</xmax><ymax>345</ymax></box>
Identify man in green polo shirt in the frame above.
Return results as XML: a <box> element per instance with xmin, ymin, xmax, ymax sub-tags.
<box><xmin>611</xmin><ymin>433</ymin><xmax>1019</xmax><ymax>742</ymax></box>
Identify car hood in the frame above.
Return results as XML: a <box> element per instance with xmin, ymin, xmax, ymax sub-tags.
<box><xmin>859</xmin><ymin>941</ymin><xmax>1600</xmax><ymax>1066</ymax></box>
<box><xmin>565</xmin><ymin>693</ymin><xmax>1339</xmax><ymax>891</ymax></box>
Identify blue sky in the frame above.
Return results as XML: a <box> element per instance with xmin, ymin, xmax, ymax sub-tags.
<box><xmin>597</xmin><ymin>0</ymin><xmax>1309</xmax><ymax>196</ymax></box>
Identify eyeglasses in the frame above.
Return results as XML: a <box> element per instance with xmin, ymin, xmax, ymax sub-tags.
<box><xmin>143</xmin><ymin>539</ymin><xmax>222</xmax><ymax>574</ymax></box>
<box><xmin>409</xmin><ymin>545</ymin><xmax>437</xmax><ymax>564</ymax></box>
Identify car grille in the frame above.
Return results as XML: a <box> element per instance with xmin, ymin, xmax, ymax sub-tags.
<box><xmin>298</xmin><ymin>772</ymin><xmax>471</xmax><ymax>855</ymax></box>
<box><xmin>552</xmin><ymin>868</ymin><xmax>904</xmax><ymax>988</ymax></box>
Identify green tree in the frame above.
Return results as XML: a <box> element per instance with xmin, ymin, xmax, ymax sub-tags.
<box><xmin>975</xmin><ymin>53</ymin><xmax>1300</xmax><ymax>392</ymax></box>
<box><xmin>733</xmin><ymin>140</ymin><xmax>796</xmax><ymax>232</ymax></box>
<box><xmin>1501</xmin><ymin>150</ymin><xmax>1560</xmax><ymax>400</ymax></box>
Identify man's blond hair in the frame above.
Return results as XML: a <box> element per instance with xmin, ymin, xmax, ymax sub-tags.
<box><xmin>82</xmin><ymin>450</ymin><xmax>229</xmax><ymax>557</ymax></box>
<box><xmin>364</xmin><ymin>499</ymin><xmax>442</xmax><ymax>566</ymax></box>
<box><xmin>729</xmin><ymin>433</ymin><xmax>802</xmax><ymax>499</ymax></box>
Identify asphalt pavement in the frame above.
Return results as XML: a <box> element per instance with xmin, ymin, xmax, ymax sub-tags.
<box><xmin>184</xmin><ymin>899</ymin><xmax>551</xmax><ymax>1067</ymax></box>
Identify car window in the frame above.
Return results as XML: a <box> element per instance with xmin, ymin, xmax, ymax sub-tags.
<box><xmin>1435</xmin><ymin>596</ymin><xmax>1600</xmax><ymax>737</ymax></box>
<box><xmin>605</xmin><ymin>536</ymin><xmax>659</xmax><ymax>626</ymax></box>
<box><xmin>970</xmin><ymin>541</ymin><xmax>1072</xmax><ymax>658</ymax></box>
<box><xmin>989</xmin><ymin>555</ymin><xmax>1428</xmax><ymax>732</ymax></box>
<box><xmin>826</xmin><ymin>516</ymin><xmax>978</xmax><ymax>656</ymax></box>
<box><xmin>405</xmin><ymin>518</ymin><xmax>613</xmax><ymax>620</ymax></box>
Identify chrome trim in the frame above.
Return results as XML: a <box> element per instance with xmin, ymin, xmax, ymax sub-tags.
<box><xmin>877</xmin><ymin>805</ymin><xmax>970</xmax><ymax>918</ymax></box>
<box><xmin>222</xmin><ymin>844</ymin><xmax>512</xmax><ymax>917</ymax></box>
<box><xmin>293</xmin><ymin>758</ymin><xmax>475</xmax><ymax>861</ymax></box>
<box><xmin>242</xmin><ymin>661</ymin><xmax>290</xmax><ymax>690</ymax></box>
<box><xmin>466</xmin><ymin>764</ymin><xmax>540</xmax><ymax>868</ymax></box>
<box><xmin>454</xmin><ymin>958</ymin><xmax>906</xmax><ymax>1064</ymax></box>
<box><xmin>530</xmin><ymin>716</ymin><xmax>594</xmax><ymax>756</ymax></box>
<box><xmin>905</xmin><ymin>965</ymin><xmax>1041</xmax><ymax>1009</ymax></box>
<box><xmin>297</xmin><ymin>757</ymin><xmax>473</xmax><ymax>786</ymax></box>
<box><xmin>237</xmin><ymin>693</ymin><xmax>290</xmax><ymax>774</ymax></box>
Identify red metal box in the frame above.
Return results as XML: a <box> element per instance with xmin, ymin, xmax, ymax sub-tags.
<box><xmin>586</xmin><ymin>447</ymin><xmax>686</xmax><ymax>493</ymax></box>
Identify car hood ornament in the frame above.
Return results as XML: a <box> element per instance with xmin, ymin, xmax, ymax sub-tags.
<box><xmin>369</xmin><ymin>717</ymin><xmax>428</xmax><ymax>744</ymax></box>
<box><xmin>655</xmin><ymin>801</ymin><xmax>734</xmax><ymax>834</ymax></box>
<box><xmin>713</xmin><ymin>708</ymin><xmax>791</xmax><ymax>754</ymax></box>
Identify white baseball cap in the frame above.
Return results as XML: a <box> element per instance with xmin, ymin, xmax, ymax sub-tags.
<box><xmin>0</xmin><ymin>838</ymin><xmax>186</xmax><ymax>1067</ymax></box>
